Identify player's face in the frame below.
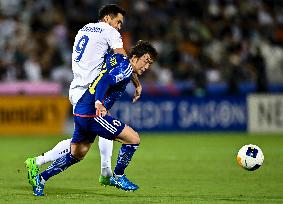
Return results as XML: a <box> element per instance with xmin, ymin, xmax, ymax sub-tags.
<box><xmin>132</xmin><ymin>53</ymin><xmax>154</xmax><ymax>75</ymax></box>
<box><xmin>109</xmin><ymin>13</ymin><xmax>124</xmax><ymax>31</ymax></box>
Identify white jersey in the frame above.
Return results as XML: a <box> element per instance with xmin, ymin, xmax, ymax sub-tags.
<box><xmin>69</xmin><ymin>22</ymin><xmax>123</xmax><ymax>105</ymax></box>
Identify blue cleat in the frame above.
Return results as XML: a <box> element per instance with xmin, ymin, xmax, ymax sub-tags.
<box><xmin>110</xmin><ymin>175</ymin><xmax>139</xmax><ymax>191</ymax></box>
<box><xmin>33</xmin><ymin>175</ymin><xmax>45</xmax><ymax>196</ymax></box>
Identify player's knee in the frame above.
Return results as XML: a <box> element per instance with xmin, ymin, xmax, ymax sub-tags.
<box><xmin>71</xmin><ymin>149</ymin><xmax>87</xmax><ymax>160</ymax></box>
<box><xmin>71</xmin><ymin>142</ymin><xmax>90</xmax><ymax>160</ymax></box>
<box><xmin>117</xmin><ymin>126</ymin><xmax>140</xmax><ymax>144</ymax></box>
<box><xmin>72</xmin><ymin>153</ymin><xmax>85</xmax><ymax>160</ymax></box>
<box><xmin>130</xmin><ymin>131</ymin><xmax>140</xmax><ymax>144</ymax></box>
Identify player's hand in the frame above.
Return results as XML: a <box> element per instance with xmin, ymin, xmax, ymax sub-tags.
<box><xmin>131</xmin><ymin>73</ymin><xmax>142</xmax><ymax>103</ymax></box>
<box><xmin>133</xmin><ymin>85</ymin><xmax>142</xmax><ymax>103</ymax></box>
<box><xmin>95</xmin><ymin>101</ymin><xmax>107</xmax><ymax>117</ymax></box>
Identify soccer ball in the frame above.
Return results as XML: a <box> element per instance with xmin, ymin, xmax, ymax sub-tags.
<box><xmin>237</xmin><ymin>144</ymin><xmax>264</xmax><ymax>171</ymax></box>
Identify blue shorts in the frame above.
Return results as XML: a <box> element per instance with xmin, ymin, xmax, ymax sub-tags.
<box><xmin>72</xmin><ymin>115</ymin><xmax>126</xmax><ymax>143</ymax></box>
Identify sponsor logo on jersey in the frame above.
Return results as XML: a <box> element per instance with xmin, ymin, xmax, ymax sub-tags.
<box><xmin>115</xmin><ymin>73</ymin><xmax>124</xmax><ymax>83</ymax></box>
<box><xmin>110</xmin><ymin>57</ymin><xmax>117</xmax><ymax>66</ymax></box>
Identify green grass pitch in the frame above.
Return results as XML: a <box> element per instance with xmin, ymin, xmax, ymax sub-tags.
<box><xmin>0</xmin><ymin>133</ymin><xmax>282</xmax><ymax>204</ymax></box>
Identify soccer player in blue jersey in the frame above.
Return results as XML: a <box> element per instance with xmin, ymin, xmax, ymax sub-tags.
<box><xmin>32</xmin><ymin>40</ymin><xmax>157</xmax><ymax>196</ymax></box>
<box><xmin>25</xmin><ymin>4</ymin><xmax>143</xmax><ymax>187</ymax></box>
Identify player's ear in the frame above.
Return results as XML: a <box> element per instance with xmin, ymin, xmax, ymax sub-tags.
<box><xmin>103</xmin><ymin>15</ymin><xmax>111</xmax><ymax>23</ymax></box>
<box><xmin>131</xmin><ymin>55</ymin><xmax>138</xmax><ymax>63</ymax></box>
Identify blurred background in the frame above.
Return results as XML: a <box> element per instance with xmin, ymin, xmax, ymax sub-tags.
<box><xmin>0</xmin><ymin>0</ymin><xmax>282</xmax><ymax>135</ymax></box>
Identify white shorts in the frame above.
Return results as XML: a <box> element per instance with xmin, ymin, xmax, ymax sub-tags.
<box><xmin>69</xmin><ymin>86</ymin><xmax>88</xmax><ymax>112</ymax></box>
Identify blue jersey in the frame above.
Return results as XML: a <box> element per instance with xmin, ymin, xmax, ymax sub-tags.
<box><xmin>74</xmin><ymin>53</ymin><xmax>133</xmax><ymax>116</ymax></box>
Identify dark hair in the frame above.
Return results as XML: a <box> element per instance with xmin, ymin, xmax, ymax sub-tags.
<box><xmin>98</xmin><ymin>4</ymin><xmax>126</xmax><ymax>20</ymax></box>
<box><xmin>129</xmin><ymin>40</ymin><xmax>158</xmax><ymax>61</ymax></box>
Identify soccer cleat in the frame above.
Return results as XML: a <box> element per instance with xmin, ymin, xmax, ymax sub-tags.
<box><xmin>33</xmin><ymin>175</ymin><xmax>45</xmax><ymax>196</ymax></box>
<box><xmin>110</xmin><ymin>175</ymin><xmax>139</xmax><ymax>191</ymax></box>
<box><xmin>24</xmin><ymin>157</ymin><xmax>39</xmax><ymax>186</ymax></box>
<box><xmin>99</xmin><ymin>175</ymin><xmax>112</xmax><ymax>186</ymax></box>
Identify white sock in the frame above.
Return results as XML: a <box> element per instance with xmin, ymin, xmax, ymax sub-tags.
<box><xmin>35</xmin><ymin>139</ymin><xmax>71</xmax><ymax>166</ymax></box>
<box><xmin>98</xmin><ymin>137</ymin><xmax>113</xmax><ymax>177</ymax></box>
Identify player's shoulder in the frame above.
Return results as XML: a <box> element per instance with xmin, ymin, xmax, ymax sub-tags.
<box><xmin>105</xmin><ymin>53</ymin><xmax>129</xmax><ymax>68</ymax></box>
<box><xmin>97</xmin><ymin>22</ymin><xmax>117</xmax><ymax>32</ymax></box>
<box><xmin>99</xmin><ymin>22</ymin><xmax>120</xmax><ymax>36</ymax></box>
<box><xmin>105</xmin><ymin>54</ymin><xmax>132</xmax><ymax>80</ymax></box>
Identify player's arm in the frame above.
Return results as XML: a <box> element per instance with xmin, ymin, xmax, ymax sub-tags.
<box><xmin>94</xmin><ymin>74</ymin><xmax>115</xmax><ymax>117</ymax></box>
<box><xmin>131</xmin><ymin>73</ymin><xmax>142</xmax><ymax>103</ymax></box>
<box><xmin>108</xmin><ymin>29</ymin><xmax>126</xmax><ymax>55</ymax></box>
<box><xmin>94</xmin><ymin>68</ymin><xmax>122</xmax><ymax>116</ymax></box>
<box><xmin>109</xmin><ymin>30</ymin><xmax>142</xmax><ymax>102</ymax></box>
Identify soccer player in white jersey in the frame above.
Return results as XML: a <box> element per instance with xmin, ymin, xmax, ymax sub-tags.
<box><xmin>25</xmin><ymin>4</ymin><xmax>142</xmax><ymax>187</ymax></box>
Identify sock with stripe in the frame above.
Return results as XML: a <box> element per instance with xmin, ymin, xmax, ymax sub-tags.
<box><xmin>40</xmin><ymin>152</ymin><xmax>79</xmax><ymax>181</ymax></box>
<box><xmin>113</xmin><ymin>144</ymin><xmax>139</xmax><ymax>176</ymax></box>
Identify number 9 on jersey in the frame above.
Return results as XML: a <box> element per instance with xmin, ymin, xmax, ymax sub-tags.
<box><xmin>75</xmin><ymin>35</ymin><xmax>89</xmax><ymax>62</ymax></box>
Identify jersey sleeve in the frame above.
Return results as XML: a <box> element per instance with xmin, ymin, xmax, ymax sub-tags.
<box><xmin>104</xmin><ymin>54</ymin><xmax>128</xmax><ymax>83</ymax></box>
<box><xmin>94</xmin><ymin>66</ymin><xmax>125</xmax><ymax>102</ymax></box>
<box><xmin>107</xmin><ymin>28</ymin><xmax>123</xmax><ymax>49</ymax></box>
<box><xmin>94</xmin><ymin>74</ymin><xmax>115</xmax><ymax>103</ymax></box>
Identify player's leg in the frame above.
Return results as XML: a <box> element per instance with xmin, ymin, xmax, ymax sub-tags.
<box><xmin>24</xmin><ymin>139</ymin><xmax>71</xmax><ymax>186</ymax></box>
<box><xmin>26</xmin><ymin>136</ymin><xmax>113</xmax><ymax>187</ymax></box>
<box><xmin>32</xmin><ymin>116</ymin><xmax>95</xmax><ymax>196</ymax></box>
<box><xmin>33</xmin><ymin>141</ymin><xmax>89</xmax><ymax>196</ymax></box>
<box><xmin>87</xmin><ymin>115</ymin><xmax>139</xmax><ymax>191</ymax></box>
<box><xmin>98</xmin><ymin>137</ymin><xmax>113</xmax><ymax>186</ymax></box>
<box><xmin>109</xmin><ymin>125</ymin><xmax>140</xmax><ymax>191</ymax></box>
<box><xmin>36</xmin><ymin>139</ymin><xmax>71</xmax><ymax>165</ymax></box>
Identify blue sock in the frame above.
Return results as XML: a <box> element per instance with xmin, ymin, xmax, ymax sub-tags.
<box><xmin>114</xmin><ymin>144</ymin><xmax>139</xmax><ymax>176</ymax></box>
<box><xmin>40</xmin><ymin>152</ymin><xmax>79</xmax><ymax>181</ymax></box>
